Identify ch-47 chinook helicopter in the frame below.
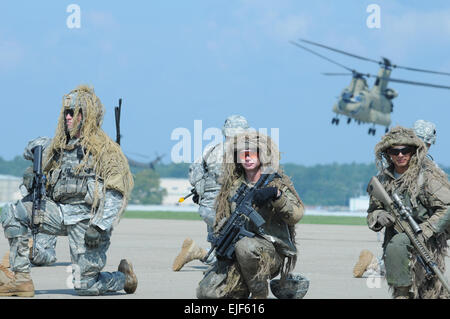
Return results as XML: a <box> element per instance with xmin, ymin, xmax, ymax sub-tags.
<box><xmin>290</xmin><ymin>39</ymin><xmax>450</xmax><ymax>135</ymax></box>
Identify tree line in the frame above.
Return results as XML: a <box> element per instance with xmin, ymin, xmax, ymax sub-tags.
<box><xmin>1</xmin><ymin>156</ymin><xmax>448</xmax><ymax>206</ymax></box>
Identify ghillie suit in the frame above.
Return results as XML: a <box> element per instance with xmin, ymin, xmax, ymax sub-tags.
<box><xmin>197</xmin><ymin>131</ymin><xmax>304</xmax><ymax>299</ymax></box>
<box><xmin>44</xmin><ymin>85</ymin><xmax>133</xmax><ymax>222</ymax></box>
<box><xmin>0</xmin><ymin>85</ymin><xmax>136</xmax><ymax>297</ymax></box>
<box><xmin>367</xmin><ymin>126</ymin><xmax>450</xmax><ymax>299</ymax></box>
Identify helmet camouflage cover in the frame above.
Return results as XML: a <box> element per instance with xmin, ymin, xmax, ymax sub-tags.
<box><xmin>413</xmin><ymin>120</ymin><xmax>436</xmax><ymax>145</ymax></box>
<box><xmin>222</xmin><ymin>115</ymin><xmax>249</xmax><ymax>137</ymax></box>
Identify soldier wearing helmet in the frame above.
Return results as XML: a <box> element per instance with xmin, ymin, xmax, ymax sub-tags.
<box><xmin>366</xmin><ymin>126</ymin><xmax>450</xmax><ymax>299</ymax></box>
<box><xmin>0</xmin><ymin>85</ymin><xmax>137</xmax><ymax>297</ymax></box>
<box><xmin>413</xmin><ymin>120</ymin><xmax>436</xmax><ymax>149</ymax></box>
<box><xmin>196</xmin><ymin>131</ymin><xmax>305</xmax><ymax>299</ymax></box>
<box><xmin>172</xmin><ymin>115</ymin><xmax>250</xmax><ymax>271</ymax></box>
<box><xmin>353</xmin><ymin>120</ymin><xmax>443</xmax><ymax>280</ymax></box>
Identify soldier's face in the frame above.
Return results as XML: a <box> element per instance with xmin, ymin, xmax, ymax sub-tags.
<box><xmin>238</xmin><ymin>150</ymin><xmax>260</xmax><ymax>171</ymax></box>
<box><xmin>65</xmin><ymin>109</ymin><xmax>82</xmax><ymax>130</ymax></box>
<box><xmin>388</xmin><ymin>145</ymin><xmax>414</xmax><ymax>173</ymax></box>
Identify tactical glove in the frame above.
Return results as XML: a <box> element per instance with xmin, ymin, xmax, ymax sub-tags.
<box><xmin>84</xmin><ymin>225</ymin><xmax>104</xmax><ymax>249</ymax></box>
<box><xmin>419</xmin><ymin>222</ymin><xmax>435</xmax><ymax>243</ymax></box>
<box><xmin>376</xmin><ymin>211</ymin><xmax>395</xmax><ymax>228</ymax></box>
<box><xmin>252</xmin><ymin>187</ymin><xmax>280</xmax><ymax>207</ymax></box>
<box><xmin>192</xmin><ymin>190</ymin><xmax>199</xmax><ymax>204</ymax></box>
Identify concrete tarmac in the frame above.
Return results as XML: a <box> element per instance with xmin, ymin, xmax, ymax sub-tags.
<box><xmin>0</xmin><ymin>218</ymin><xmax>448</xmax><ymax>299</ymax></box>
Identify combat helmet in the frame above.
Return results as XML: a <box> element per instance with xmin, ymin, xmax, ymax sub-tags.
<box><xmin>269</xmin><ymin>273</ymin><xmax>310</xmax><ymax>299</ymax></box>
<box><xmin>413</xmin><ymin>120</ymin><xmax>436</xmax><ymax>145</ymax></box>
<box><xmin>222</xmin><ymin>115</ymin><xmax>249</xmax><ymax>137</ymax></box>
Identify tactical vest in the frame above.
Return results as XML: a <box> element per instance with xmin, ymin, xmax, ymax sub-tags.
<box><xmin>48</xmin><ymin>145</ymin><xmax>96</xmax><ymax>205</ymax></box>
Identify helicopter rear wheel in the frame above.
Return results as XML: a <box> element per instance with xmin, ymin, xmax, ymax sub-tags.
<box><xmin>331</xmin><ymin>117</ymin><xmax>339</xmax><ymax>125</ymax></box>
<box><xmin>385</xmin><ymin>127</ymin><xmax>389</xmax><ymax>133</ymax></box>
<box><xmin>347</xmin><ymin>118</ymin><xmax>351</xmax><ymax>124</ymax></box>
<box><xmin>368</xmin><ymin>128</ymin><xmax>376</xmax><ymax>135</ymax></box>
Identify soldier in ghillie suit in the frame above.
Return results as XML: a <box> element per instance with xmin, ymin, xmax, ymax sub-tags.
<box><xmin>0</xmin><ymin>85</ymin><xmax>137</xmax><ymax>297</ymax></box>
<box><xmin>172</xmin><ymin>115</ymin><xmax>249</xmax><ymax>271</ymax></box>
<box><xmin>367</xmin><ymin>126</ymin><xmax>450</xmax><ymax>299</ymax></box>
<box><xmin>196</xmin><ymin>131</ymin><xmax>305</xmax><ymax>299</ymax></box>
<box><xmin>353</xmin><ymin>120</ymin><xmax>439</xmax><ymax>279</ymax></box>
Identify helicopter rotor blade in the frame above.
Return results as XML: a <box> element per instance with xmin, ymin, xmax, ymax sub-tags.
<box><xmin>321</xmin><ymin>72</ymin><xmax>353</xmax><ymax>76</ymax></box>
<box><xmin>299</xmin><ymin>39</ymin><xmax>380</xmax><ymax>64</ymax></box>
<box><xmin>290</xmin><ymin>41</ymin><xmax>354</xmax><ymax>73</ymax></box>
<box><xmin>300</xmin><ymin>39</ymin><xmax>450</xmax><ymax>76</ymax></box>
<box><xmin>391</xmin><ymin>64</ymin><xmax>450</xmax><ymax>76</ymax></box>
<box><xmin>377</xmin><ymin>76</ymin><xmax>450</xmax><ymax>90</ymax></box>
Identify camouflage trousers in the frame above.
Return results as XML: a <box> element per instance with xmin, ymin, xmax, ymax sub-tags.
<box><xmin>383</xmin><ymin>232</ymin><xmax>448</xmax><ymax>298</ymax></box>
<box><xmin>197</xmin><ymin>236</ymin><xmax>282</xmax><ymax>299</ymax></box>
<box><xmin>1</xmin><ymin>199</ymin><xmax>125</xmax><ymax>296</ymax></box>
<box><xmin>31</xmin><ymin>232</ymin><xmax>57</xmax><ymax>266</ymax></box>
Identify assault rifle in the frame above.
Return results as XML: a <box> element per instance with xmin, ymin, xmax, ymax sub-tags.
<box><xmin>115</xmin><ymin>98</ymin><xmax>122</xmax><ymax>145</ymax></box>
<box><xmin>367</xmin><ymin>176</ymin><xmax>450</xmax><ymax>293</ymax></box>
<box><xmin>30</xmin><ymin>145</ymin><xmax>46</xmax><ymax>260</ymax></box>
<box><xmin>202</xmin><ymin>172</ymin><xmax>279</xmax><ymax>262</ymax></box>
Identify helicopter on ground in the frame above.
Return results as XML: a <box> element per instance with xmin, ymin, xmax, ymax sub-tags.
<box><xmin>290</xmin><ymin>39</ymin><xmax>450</xmax><ymax>135</ymax></box>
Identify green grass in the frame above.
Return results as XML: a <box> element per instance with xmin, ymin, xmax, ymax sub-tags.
<box><xmin>0</xmin><ymin>207</ymin><xmax>367</xmax><ymax>226</ymax></box>
<box><xmin>299</xmin><ymin>215</ymin><xmax>367</xmax><ymax>226</ymax></box>
<box><xmin>123</xmin><ymin>210</ymin><xmax>367</xmax><ymax>226</ymax></box>
<box><xmin>123</xmin><ymin>210</ymin><xmax>202</xmax><ymax>221</ymax></box>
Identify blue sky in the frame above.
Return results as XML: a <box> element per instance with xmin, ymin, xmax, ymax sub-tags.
<box><xmin>1</xmin><ymin>1</ymin><xmax>450</xmax><ymax>166</ymax></box>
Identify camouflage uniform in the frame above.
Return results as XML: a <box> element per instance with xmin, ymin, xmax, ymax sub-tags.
<box><xmin>197</xmin><ymin>131</ymin><xmax>305</xmax><ymax>299</ymax></box>
<box><xmin>367</xmin><ymin>126</ymin><xmax>450</xmax><ymax>299</ymax></box>
<box><xmin>354</xmin><ymin>120</ymin><xmax>439</xmax><ymax>279</ymax></box>
<box><xmin>0</xmin><ymin>86</ymin><xmax>136</xmax><ymax>296</ymax></box>
<box><xmin>188</xmin><ymin>115</ymin><xmax>250</xmax><ymax>240</ymax></box>
<box><xmin>2</xmin><ymin>137</ymin><xmax>58</xmax><ymax>267</ymax></box>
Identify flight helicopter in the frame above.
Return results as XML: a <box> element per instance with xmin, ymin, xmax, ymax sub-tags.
<box><xmin>290</xmin><ymin>39</ymin><xmax>450</xmax><ymax>135</ymax></box>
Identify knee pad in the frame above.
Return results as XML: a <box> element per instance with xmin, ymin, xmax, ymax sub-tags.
<box><xmin>1</xmin><ymin>202</ymin><xmax>29</xmax><ymax>238</ymax></box>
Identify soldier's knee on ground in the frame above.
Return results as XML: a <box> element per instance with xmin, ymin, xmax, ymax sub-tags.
<box><xmin>384</xmin><ymin>233</ymin><xmax>413</xmax><ymax>287</ymax></box>
<box><xmin>234</xmin><ymin>237</ymin><xmax>258</xmax><ymax>261</ymax></box>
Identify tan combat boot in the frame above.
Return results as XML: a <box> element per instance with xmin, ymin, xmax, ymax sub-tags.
<box><xmin>172</xmin><ymin>238</ymin><xmax>207</xmax><ymax>271</ymax></box>
<box><xmin>353</xmin><ymin>249</ymin><xmax>375</xmax><ymax>278</ymax></box>
<box><xmin>1</xmin><ymin>251</ymin><xmax>9</xmax><ymax>268</ymax></box>
<box><xmin>0</xmin><ymin>272</ymin><xmax>35</xmax><ymax>297</ymax></box>
<box><xmin>118</xmin><ymin>259</ymin><xmax>138</xmax><ymax>294</ymax></box>
<box><xmin>0</xmin><ymin>264</ymin><xmax>14</xmax><ymax>285</ymax></box>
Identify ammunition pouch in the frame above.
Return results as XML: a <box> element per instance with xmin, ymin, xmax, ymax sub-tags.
<box><xmin>50</xmin><ymin>167</ymin><xmax>95</xmax><ymax>204</ymax></box>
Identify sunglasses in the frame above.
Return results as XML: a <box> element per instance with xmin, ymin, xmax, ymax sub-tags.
<box><xmin>387</xmin><ymin>146</ymin><xmax>415</xmax><ymax>156</ymax></box>
<box><xmin>238</xmin><ymin>150</ymin><xmax>258</xmax><ymax>161</ymax></box>
<box><xmin>64</xmin><ymin>109</ymin><xmax>75</xmax><ymax>117</ymax></box>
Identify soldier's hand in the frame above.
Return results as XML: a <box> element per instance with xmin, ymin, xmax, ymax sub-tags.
<box><xmin>419</xmin><ymin>222</ymin><xmax>434</xmax><ymax>243</ymax></box>
<box><xmin>253</xmin><ymin>187</ymin><xmax>280</xmax><ymax>207</ymax></box>
<box><xmin>376</xmin><ymin>211</ymin><xmax>395</xmax><ymax>228</ymax></box>
<box><xmin>84</xmin><ymin>225</ymin><xmax>104</xmax><ymax>249</ymax></box>
<box><xmin>192</xmin><ymin>190</ymin><xmax>199</xmax><ymax>204</ymax></box>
